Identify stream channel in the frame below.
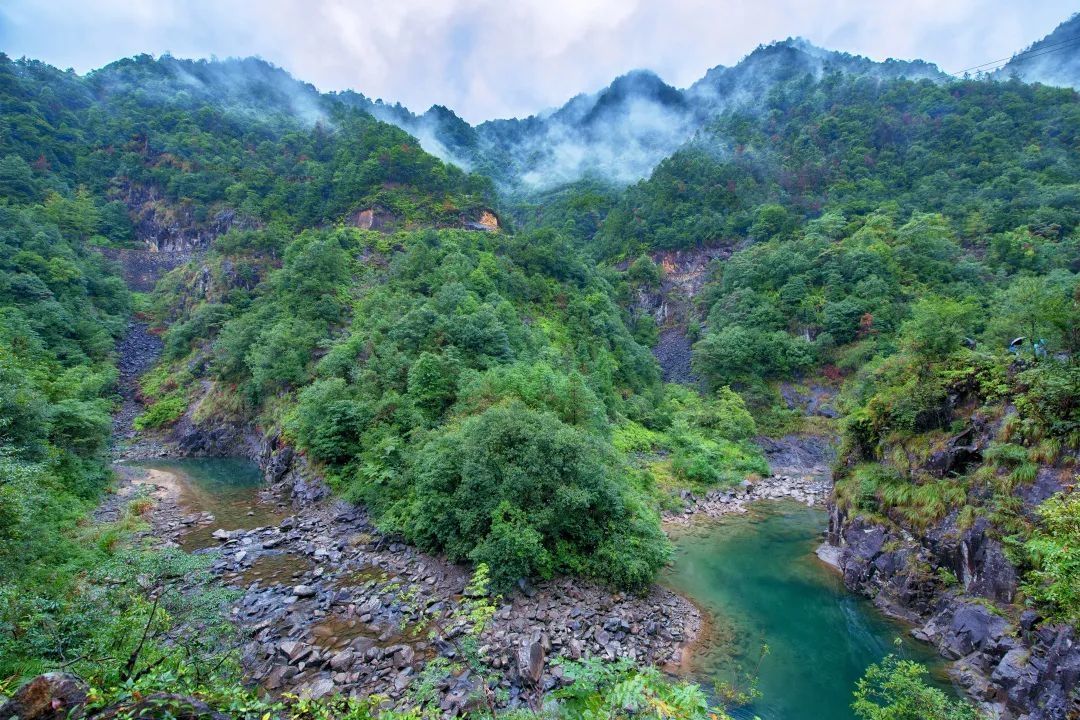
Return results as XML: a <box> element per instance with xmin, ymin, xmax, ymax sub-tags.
<box><xmin>123</xmin><ymin>459</ymin><xmax>950</xmax><ymax>718</ymax></box>
<box><xmin>665</xmin><ymin>501</ymin><xmax>951</xmax><ymax>720</ymax></box>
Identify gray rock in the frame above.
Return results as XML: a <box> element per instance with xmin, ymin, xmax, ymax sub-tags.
<box><xmin>292</xmin><ymin>584</ymin><xmax>317</xmax><ymax>598</ymax></box>
<box><xmin>516</xmin><ymin>639</ymin><xmax>545</xmax><ymax>687</ymax></box>
<box><xmin>279</xmin><ymin>640</ymin><xmax>312</xmax><ymax>663</ymax></box>
<box><xmin>991</xmin><ymin>648</ymin><xmax>1029</xmax><ymax>689</ymax></box>
<box><xmin>943</xmin><ymin>604</ymin><xmax>1009</xmax><ymax>658</ymax></box>
<box><xmin>298</xmin><ymin>677</ymin><xmax>335</xmax><ymax>700</ymax></box>
<box><xmin>330</xmin><ymin>650</ymin><xmax>356</xmax><ymax>671</ymax></box>
<box><xmin>395</xmin><ymin>645</ymin><xmax>415</xmax><ymax>668</ymax></box>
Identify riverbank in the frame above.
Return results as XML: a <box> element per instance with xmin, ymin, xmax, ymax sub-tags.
<box><xmin>663</xmin><ymin>473</ymin><xmax>831</xmax><ymax>527</ymax></box>
<box><xmin>112</xmin><ymin>460</ymin><xmax>702</xmax><ymax>709</ymax></box>
<box><xmin>825</xmin><ymin>508</ymin><xmax>1080</xmax><ymax>720</ymax></box>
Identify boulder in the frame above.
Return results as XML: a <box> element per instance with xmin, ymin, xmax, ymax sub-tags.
<box><xmin>516</xmin><ymin>639</ymin><xmax>545</xmax><ymax>687</ymax></box>
<box><xmin>266</xmin><ymin>446</ymin><xmax>294</xmax><ymax>484</ymax></box>
<box><xmin>941</xmin><ymin>603</ymin><xmax>1010</xmax><ymax>658</ymax></box>
<box><xmin>0</xmin><ymin>673</ymin><xmax>88</xmax><ymax>720</ymax></box>
<box><xmin>926</xmin><ymin>445</ymin><xmax>981</xmax><ymax>478</ymax></box>
<box><xmin>279</xmin><ymin>639</ymin><xmax>312</xmax><ymax>663</ymax></box>
<box><xmin>298</xmin><ymin>677</ymin><xmax>336</xmax><ymax>701</ymax></box>
<box><xmin>990</xmin><ymin>648</ymin><xmax>1029</xmax><ymax>689</ymax></box>
<box><xmin>330</xmin><ymin>650</ymin><xmax>356</xmax><ymax>671</ymax></box>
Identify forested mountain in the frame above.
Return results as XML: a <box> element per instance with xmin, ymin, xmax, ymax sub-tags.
<box><xmin>1</xmin><ymin>53</ymin><xmax>494</xmax><ymax>242</ymax></box>
<box><xmin>996</xmin><ymin>13</ymin><xmax>1080</xmax><ymax>87</ymax></box>
<box><xmin>1</xmin><ymin>14</ymin><xmax>1079</xmax><ymax>720</ymax></box>
<box><xmin>375</xmin><ymin>39</ymin><xmax>944</xmax><ymax>192</ymax></box>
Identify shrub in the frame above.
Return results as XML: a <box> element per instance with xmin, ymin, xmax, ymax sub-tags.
<box><xmin>133</xmin><ymin>391</ymin><xmax>188</xmax><ymax>430</ymax></box>
<box><xmin>396</xmin><ymin>403</ymin><xmax>669</xmax><ymax>592</ymax></box>
<box><xmin>554</xmin><ymin>657</ymin><xmax>720</xmax><ymax>720</ymax></box>
<box><xmin>1022</xmin><ymin>492</ymin><xmax>1080</xmax><ymax>624</ymax></box>
<box><xmin>853</xmin><ymin>654</ymin><xmax>984</xmax><ymax>720</ymax></box>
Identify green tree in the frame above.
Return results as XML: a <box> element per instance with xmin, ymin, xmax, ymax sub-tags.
<box><xmin>399</xmin><ymin>402</ymin><xmax>669</xmax><ymax>591</ymax></box>
<box><xmin>987</xmin><ymin>274</ymin><xmax>1077</xmax><ymax>356</ymax></box>
<box><xmin>407</xmin><ymin>351</ymin><xmax>461</xmax><ymax>422</ymax></box>
<box><xmin>852</xmin><ymin>654</ymin><xmax>984</xmax><ymax>720</ymax></box>
<box><xmin>900</xmin><ymin>297</ymin><xmax>974</xmax><ymax>360</ymax></box>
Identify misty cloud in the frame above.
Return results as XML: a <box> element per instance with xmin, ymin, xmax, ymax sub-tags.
<box><xmin>1</xmin><ymin>0</ymin><xmax>1075</xmax><ymax>123</ymax></box>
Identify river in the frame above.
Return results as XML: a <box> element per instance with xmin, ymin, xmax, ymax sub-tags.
<box><xmin>121</xmin><ymin>457</ymin><xmax>284</xmax><ymax>549</ymax></box>
<box><xmin>122</xmin><ymin>459</ymin><xmax>951</xmax><ymax>718</ymax></box>
<box><xmin>665</xmin><ymin>501</ymin><xmax>950</xmax><ymax>720</ymax></box>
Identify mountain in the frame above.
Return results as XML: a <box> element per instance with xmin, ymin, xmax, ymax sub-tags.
<box><xmin>996</xmin><ymin>12</ymin><xmax>1080</xmax><ymax>87</ymax></box>
<box><xmin>2</xmin><ymin>15</ymin><xmax>1080</xmax><ymax>720</ymax></box>
<box><xmin>355</xmin><ymin>38</ymin><xmax>946</xmax><ymax>193</ymax></box>
<box><xmin>685</xmin><ymin>37</ymin><xmax>943</xmax><ymax>110</ymax></box>
<box><xmin>425</xmin><ymin>40</ymin><xmax>945</xmax><ymax>192</ymax></box>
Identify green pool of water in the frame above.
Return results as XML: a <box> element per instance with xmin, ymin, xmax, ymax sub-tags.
<box><xmin>125</xmin><ymin>457</ymin><xmax>283</xmax><ymax>549</ymax></box>
<box><xmin>665</xmin><ymin>502</ymin><xmax>950</xmax><ymax>720</ymax></box>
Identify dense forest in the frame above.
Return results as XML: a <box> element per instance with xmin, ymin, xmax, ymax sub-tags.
<box><xmin>1</xmin><ymin>12</ymin><xmax>1079</xmax><ymax>720</ymax></box>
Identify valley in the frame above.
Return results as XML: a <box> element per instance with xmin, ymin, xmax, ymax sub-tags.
<box><xmin>1</xmin><ymin>9</ymin><xmax>1079</xmax><ymax>720</ymax></box>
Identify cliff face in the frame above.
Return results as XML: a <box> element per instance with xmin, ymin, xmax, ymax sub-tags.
<box><xmin>826</xmin><ymin>438</ymin><xmax>1079</xmax><ymax>718</ymax></box>
<box><xmin>623</xmin><ymin>244</ymin><xmax>731</xmax><ymax>383</ymax></box>
<box><xmin>116</xmin><ymin>183</ymin><xmax>259</xmax><ymax>253</ymax></box>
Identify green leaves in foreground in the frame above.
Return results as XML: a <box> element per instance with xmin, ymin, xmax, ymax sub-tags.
<box><xmin>853</xmin><ymin>654</ymin><xmax>984</xmax><ymax>720</ymax></box>
<box><xmin>554</xmin><ymin>657</ymin><xmax>722</xmax><ymax>720</ymax></box>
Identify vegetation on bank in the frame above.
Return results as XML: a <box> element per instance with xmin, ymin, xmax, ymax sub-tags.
<box><xmin>852</xmin><ymin>654</ymin><xmax>984</xmax><ymax>720</ymax></box>
<box><xmin>149</xmin><ymin>223</ymin><xmax>764</xmax><ymax>592</ymax></box>
<box><xmin>0</xmin><ymin>117</ymin><xmax>135</xmax><ymax>684</ymax></box>
<box><xmin>1</xmin><ymin>43</ymin><xmax>1074</xmax><ymax>720</ymax></box>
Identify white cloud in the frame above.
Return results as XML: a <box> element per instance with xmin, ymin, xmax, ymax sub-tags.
<box><xmin>0</xmin><ymin>0</ymin><xmax>1075</xmax><ymax>122</ymax></box>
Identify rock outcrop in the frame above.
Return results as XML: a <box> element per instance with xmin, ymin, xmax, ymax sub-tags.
<box><xmin>622</xmin><ymin>244</ymin><xmax>732</xmax><ymax>383</ymax></box>
<box><xmin>827</xmin><ymin>483</ymin><xmax>1079</xmax><ymax>719</ymax></box>
<box><xmin>347</xmin><ymin>206</ymin><xmax>501</xmax><ymax>233</ymax></box>
<box><xmin>93</xmin><ymin>246</ymin><xmax>192</xmax><ymax>292</ymax></box>
<box><xmin>118</xmin><ymin>183</ymin><xmax>257</xmax><ymax>253</ymax></box>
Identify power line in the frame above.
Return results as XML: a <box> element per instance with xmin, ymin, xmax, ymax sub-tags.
<box><xmin>971</xmin><ymin>37</ymin><xmax>1080</xmax><ymax>76</ymax></box>
<box><xmin>950</xmin><ymin>34</ymin><xmax>1080</xmax><ymax>76</ymax></box>
<box><xmin>952</xmin><ymin>33</ymin><xmax>1080</xmax><ymax>75</ymax></box>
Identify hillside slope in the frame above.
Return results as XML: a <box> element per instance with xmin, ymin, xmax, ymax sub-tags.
<box><xmin>996</xmin><ymin>13</ymin><xmax>1080</xmax><ymax>88</ymax></box>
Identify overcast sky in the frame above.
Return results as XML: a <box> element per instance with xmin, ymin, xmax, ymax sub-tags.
<box><xmin>1</xmin><ymin>1</ymin><xmax>1075</xmax><ymax>123</ymax></box>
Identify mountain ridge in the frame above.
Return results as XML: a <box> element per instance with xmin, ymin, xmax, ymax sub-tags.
<box><xmin>13</xmin><ymin>16</ymin><xmax>1079</xmax><ymax>194</ymax></box>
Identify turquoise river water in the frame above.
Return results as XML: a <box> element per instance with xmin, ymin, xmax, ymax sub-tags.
<box><xmin>665</xmin><ymin>502</ymin><xmax>950</xmax><ymax>720</ymax></box>
<box><xmin>124</xmin><ymin>457</ymin><xmax>283</xmax><ymax>548</ymax></box>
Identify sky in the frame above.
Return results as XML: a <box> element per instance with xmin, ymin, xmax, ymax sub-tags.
<box><xmin>0</xmin><ymin>1</ymin><xmax>1075</xmax><ymax>123</ymax></box>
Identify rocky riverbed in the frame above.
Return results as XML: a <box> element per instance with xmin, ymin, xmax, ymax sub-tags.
<box><xmin>110</xmin><ymin>409</ymin><xmax>843</xmax><ymax>710</ymax></box>
<box><xmin>116</xmin><ymin>460</ymin><xmax>700</xmax><ymax>711</ymax></box>
<box><xmin>663</xmin><ymin>473</ymin><xmax>832</xmax><ymax>526</ymax></box>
